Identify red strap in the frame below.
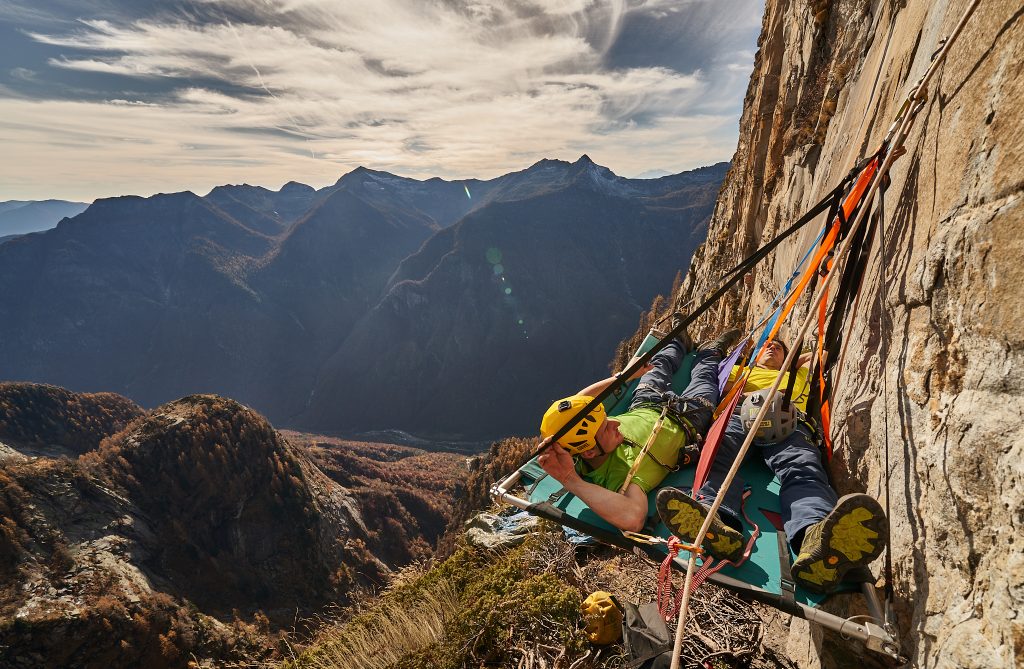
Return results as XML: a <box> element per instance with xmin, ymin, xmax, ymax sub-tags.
<box><xmin>694</xmin><ymin>389</ymin><xmax>743</xmax><ymax>492</ymax></box>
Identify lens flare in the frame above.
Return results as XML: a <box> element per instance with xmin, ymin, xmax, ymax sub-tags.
<box><xmin>464</xmin><ymin>184</ymin><xmax>472</xmax><ymax>199</ymax></box>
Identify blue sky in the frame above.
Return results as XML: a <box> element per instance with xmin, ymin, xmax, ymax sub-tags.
<box><xmin>0</xmin><ymin>0</ymin><xmax>763</xmax><ymax>201</ymax></box>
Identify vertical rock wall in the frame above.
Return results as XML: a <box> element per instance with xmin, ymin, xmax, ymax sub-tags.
<box><xmin>682</xmin><ymin>0</ymin><xmax>1022</xmax><ymax>666</ymax></box>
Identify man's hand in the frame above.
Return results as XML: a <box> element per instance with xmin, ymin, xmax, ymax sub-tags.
<box><xmin>537</xmin><ymin>438</ymin><xmax>649</xmax><ymax>533</ymax></box>
<box><xmin>624</xmin><ymin>354</ymin><xmax>654</xmax><ymax>381</ymax></box>
<box><xmin>537</xmin><ymin>437</ymin><xmax>579</xmax><ymax>485</ymax></box>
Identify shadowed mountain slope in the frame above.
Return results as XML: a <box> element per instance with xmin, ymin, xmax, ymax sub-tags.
<box><xmin>0</xmin><ymin>158</ymin><xmax>725</xmax><ymax>440</ymax></box>
<box><xmin>204</xmin><ymin>181</ymin><xmax>318</xmax><ymax>236</ymax></box>
<box><xmin>0</xmin><ymin>191</ymin><xmax>281</xmax><ymax>411</ymax></box>
<box><xmin>299</xmin><ymin>159</ymin><xmax>726</xmax><ymax>439</ymax></box>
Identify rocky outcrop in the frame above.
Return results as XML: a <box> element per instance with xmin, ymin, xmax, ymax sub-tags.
<box><xmin>86</xmin><ymin>395</ymin><xmax>366</xmax><ymax>611</ymax></box>
<box><xmin>0</xmin><ymin>390</ymin><xmax>405</xmax><ymax>666</ymax></box>
<box><xmin>0</xmin><ymin>383</ymin><xmax>143</xmax><ymax>458</ymax></box>
<box><xmin>679</xmin><ymin>1</ymin><xmax>1022</xmax><ymax>667</ymax></box>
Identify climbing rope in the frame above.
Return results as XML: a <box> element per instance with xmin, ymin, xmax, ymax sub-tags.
<box><xmin>874</xmin><ymin>165</ymin><xmax>896</xmax><ymax>608</ymax></box>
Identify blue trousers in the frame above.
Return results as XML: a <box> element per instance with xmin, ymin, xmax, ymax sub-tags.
<box><xmin>697</xmin><ymin>413</ymin><xmax>837</xmax><ymax>540</ymax></box>
<box><xmin>629</xmin><ymin>342</ymin><xmax>721</xmax><ymax>436</ymax></box>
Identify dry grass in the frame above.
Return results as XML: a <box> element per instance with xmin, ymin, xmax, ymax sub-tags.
<box><xmin>298</xmin><ymin>580</ymin><xmax>459</xmax><ymax>669</ymax></box>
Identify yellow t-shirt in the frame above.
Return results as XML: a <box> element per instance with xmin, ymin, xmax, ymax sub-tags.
<box><xmin>727</xmin><ymin>365</ymin><xmax>811</xmax><ymax>412</ymax></box>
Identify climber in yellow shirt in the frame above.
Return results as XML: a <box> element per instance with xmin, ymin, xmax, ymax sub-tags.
<box><xmin>656</xmin><ymin>338</ymin><xmax>888</xmax><ymax>594</ymax></box>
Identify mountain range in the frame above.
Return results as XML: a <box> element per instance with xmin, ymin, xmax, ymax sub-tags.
<box><xmin>0</xmin><ymin>157</ymin><xmax>726</xmax><ymax>442</ymax></box>
<box><xmin>0</xmin><ymin>200</ymin><xmax>90</xmax><ymax>241</ymax></box>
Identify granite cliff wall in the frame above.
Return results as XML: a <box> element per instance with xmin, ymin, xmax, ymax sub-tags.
<box><xmin>680</xmin><ymin>0</ymin><xmax>1022</xmax><ymax>666</ymax></box>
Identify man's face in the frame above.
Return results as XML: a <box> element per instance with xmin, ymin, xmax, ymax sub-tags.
<box><xmin>756</xmin><ymin>340</ymin><xmax>786</xmax><ymax>370</ymax></box>
<box><xmin>580</xmin><ymin>418</ymin><xmax>623</xmax><ymax>460</ymax></box>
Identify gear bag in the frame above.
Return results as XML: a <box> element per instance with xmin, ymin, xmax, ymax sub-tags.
<box><xmin>620</xmin><ymin>601</ymin><xmax>673</xmax><ymax>669</ymax></box>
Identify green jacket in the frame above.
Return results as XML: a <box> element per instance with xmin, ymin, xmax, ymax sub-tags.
<box><xmin>577</xmin><ymin>407</ymin><xmax>690</xmax><ymax>494</ymax></box>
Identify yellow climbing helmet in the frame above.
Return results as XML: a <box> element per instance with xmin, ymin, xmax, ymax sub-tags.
<box><xmin>581</xmin><ymin>590</ymin><xmax>622</xmax><ymax>645</ymax></box>
<box><xmin>539</xmin><ymin>395</ymin><xmax>606</xmax><ymax>455</ymax></box>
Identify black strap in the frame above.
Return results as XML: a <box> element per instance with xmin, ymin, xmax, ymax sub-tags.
<box><xmin>547</xmin><ymin>486</ymin><xmax>569</xmax><ymax>504</ymax></box>
<box><xmin>777</xmin><ymin>528</ymin><xmax>797</xmax><ymax>605</ymax></box>
<box><xmin>808</xmin><ymin>176</ymin><xmax>889</xmax><ymax>420</ymax></box>
<box><xmin>525</xmin><ymin>473</ymin><xmax>549</xmax><ymax>496</ymax></box>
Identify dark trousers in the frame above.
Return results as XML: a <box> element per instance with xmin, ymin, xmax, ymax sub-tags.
<box><xmin>629</xmin><ymin>342</ymin><xmax>721</xmax><ymax>436</ymax></box>
<box><xmin>698</xmin><ymin>414</ymin><xmax>838</xmax><ymax>540</ymax></box>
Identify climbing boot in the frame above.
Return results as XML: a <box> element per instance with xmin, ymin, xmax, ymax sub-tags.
<box><xmin>669</xmin><ymin>312</ymin><xmax>694</xmax><ymax>351</ymax></box>
<box><xmin>656</xmin><ymin>488</ymin><xmax>744</xmax><ymax>562</ymax></box>
<box><xmin>792</xmin><ymin>493</ymin><xmax>888</xmax><ymax>594</ymax></box>
<box><xmin>699</xmin><ymin>328</ymin><xmax>742</xmax><ymax>357</ymax></box>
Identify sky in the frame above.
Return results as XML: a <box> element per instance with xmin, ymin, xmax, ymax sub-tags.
<box><xmin>0</xmin><ymin>0</ymin><xmax>764</xmax><ymax>202</ymax></box>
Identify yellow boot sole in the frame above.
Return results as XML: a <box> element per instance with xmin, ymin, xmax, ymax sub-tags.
<box><xmin>792</xmin><ymin>493</ymin><xmax>888</xmax><ymax>594</ymax></box>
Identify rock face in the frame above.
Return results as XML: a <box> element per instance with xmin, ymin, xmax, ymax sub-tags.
<box><xmin>678</xmin><ymin>1</ymin><xmax>1022</xmax><ymax>667</ymax></box>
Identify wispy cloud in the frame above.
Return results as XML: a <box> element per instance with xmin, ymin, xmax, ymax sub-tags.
<box><xmin>0</xmin><ymin>0</ymin><xmax>762</xmax><ymax>200</ymax></box>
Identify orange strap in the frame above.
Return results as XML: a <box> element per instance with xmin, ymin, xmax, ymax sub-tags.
<box><xmin>770</xmin><ymin>158</ymin><xmax>877</xmax><ymax>345</ymax></box>
<box><xmin>715</xmin><ymin>158</ymin><xmax>879</xmax><ymax>435</ymax></box>
<box><xmin>815</xmin><ymin>158</ymin><xmax>878</xmax><ymax>457</ymax></box>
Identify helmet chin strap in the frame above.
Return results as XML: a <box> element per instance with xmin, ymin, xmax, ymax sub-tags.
<box><xmin>589</xmin><ymin>421</ymin><xmax>614</xmax><ymax>457</ymax></box>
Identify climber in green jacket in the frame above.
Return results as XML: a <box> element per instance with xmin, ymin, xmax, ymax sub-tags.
<box><xmin>536</xmin><ymin>324</ymin><xmax>740</xmax><ymax>533</ymax></box>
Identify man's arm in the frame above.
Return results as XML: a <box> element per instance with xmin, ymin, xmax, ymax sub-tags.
<box><xmin>537</xmin><ymin>441</ymin><xmax>648</xmax><ymax>532</ymax></box>
<box><xmin>797</xmin><ymin>350</ymin><xmax>818</xmax><ymax>368</ymax></box>
<box><xmin>577</xmin><ymin>355</ymin><xmax>653</xmax><ymax>397</ymax></box>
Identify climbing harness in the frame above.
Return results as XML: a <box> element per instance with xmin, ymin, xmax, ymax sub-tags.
<box><xmin>617</xmin><ymin>403</ymin><xmax>672</xmax><ymax>494</ymax></box>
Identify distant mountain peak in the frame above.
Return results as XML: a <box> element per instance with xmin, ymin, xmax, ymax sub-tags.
<box><xmin>0</xmin><ymin>198</ymin><xmax>90</xmax><ymax>236</ymax></box>
<box><xmin>336</xmin><ymin>165</ymin><xmax>379</xmax><ymax>183</ymax></box>
<box><xmin>279</xmin><ymin>180</ymin><xmax>314</xmax><ymax>194</ymax></box>
<box><xmin>207</xmin><ymin>183</ymin><xmax>268</xmax><ymax>197</ymax></box>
